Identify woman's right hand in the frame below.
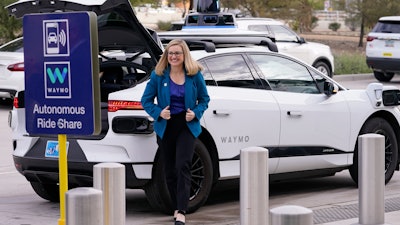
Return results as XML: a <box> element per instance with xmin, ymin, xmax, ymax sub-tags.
<box><xmin>160</xmin><ymin>106</ymin><xmax>171</xmax><ymax>120</ymax></box>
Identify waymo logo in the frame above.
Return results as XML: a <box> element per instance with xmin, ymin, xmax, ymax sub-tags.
<box><xmin>44</xmin><ymin>62</ymin><xmax>71</xmax><ymax>99</ymax></box>
<box><xmin>47</xmin><ymin>67</ymin><xmax>68</xmax><ymax>84</ymax></box>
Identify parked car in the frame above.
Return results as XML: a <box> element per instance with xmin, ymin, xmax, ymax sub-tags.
<box><xmin>0</xmin><ymin>37</ymin><xmax>24</xmax><ymax>101</ymax></box>
<box><xmin>236</xmin><ymin>17</ymin><xmax>335</xmax><ymax>77</ymax></box>
<box><xmin>106</xmin><ymin>43</ymin><xmax>400</xmax><ymax>213</ymax></box>
<box><xmin>366</xmin><ymin>16</ymin><xmax>400</xmax><ymax>82</ymax></box>
<box><xmin>7</xmin><ymin>0</ymin><xmax>400</xmax><ymax>215</ymax></box>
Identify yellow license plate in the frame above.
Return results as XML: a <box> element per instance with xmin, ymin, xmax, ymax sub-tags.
<box><xmin>383</xmin><ymin>52</ymin><xmax>393</xmax><ymax>57</ymax></box>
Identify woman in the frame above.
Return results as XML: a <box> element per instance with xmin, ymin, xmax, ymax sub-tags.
<box><xmin>141</xmin><ymin>39</ymin><xmax>210</xmax><ymax>225</ymax></box>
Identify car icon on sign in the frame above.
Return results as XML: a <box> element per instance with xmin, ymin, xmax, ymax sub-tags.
<box><xmin>48</xmin><ymin>32</ymin><xmax>58</xmax><ymax>44</ymax></box>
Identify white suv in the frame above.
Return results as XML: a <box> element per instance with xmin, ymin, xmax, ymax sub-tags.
<box><xmin>236</xmin><ymin>17</ymin><xmax>335</xmax><ymax>77</ymax></box>
<box><xmin>366</xmin><ymin>16</ymin><xmax>400</xmax><ymax>82</ymax></box>
<box><xmin>0</xmin><ymin>37</ymin><xmax>24</xmax><ymax>100</ymax></box>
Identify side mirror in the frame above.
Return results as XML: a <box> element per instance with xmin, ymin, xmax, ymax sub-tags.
<box><xmin>382</xmin><ymin>89</ymin><xmax>400</xmax><ymax>106</ymax></box>
<box><xmin>298</xmin><ymin>37</ymin><xmax>306</xmax><ymax>44</ymax></box>
<box><xmin>324</xmin><ymin>81</ymin><xmax>338</xmax><ymax>96</ymax></box>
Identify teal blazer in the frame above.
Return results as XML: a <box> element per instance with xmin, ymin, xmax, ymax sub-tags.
<box><xmin>141</xmin><ymin>68</ymin><xmax>210</xmax><ymax>138</ymax></box>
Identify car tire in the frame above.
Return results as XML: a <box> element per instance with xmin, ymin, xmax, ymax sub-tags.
<box><xmin>349</xmin><ymin>117</ymin><xmax>399</xmax><ymax>185</ymax></box>
<box><xmin>30</xmin><ymin>182</ymin><xmax>60</xmax><ymax>202</ymax></box>
<box><xmin>144</xmin><ymin>139</ymin><xmax>213</xmax><ymax>214</ymax></box>
<box><xmin>313</xmin><ymin>61</ymin><xmax>332</xmax><ymax>77</ymax></box>
<box><xmin>373</xmin><ymin>71</ymin><xmax>394</xmax><ymax>82</ymax></box>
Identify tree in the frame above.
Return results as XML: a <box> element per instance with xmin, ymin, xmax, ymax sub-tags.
<box><xmin>129</xmin><ymin>0</ymin><xmax>159</xmax><ymax>7</ymax></box>
<box><xmin>219</xmin><ymin>0</ymin><xmax>323</xmax><ymax>32</ymax></box>
<box><xmin>290</xmin><ymin>0</ymin><xmax>315</xmax><ymax>32</ymax></box>
<box><xmin>0</xmin><ymin>0</ymin><xmax>22</xmax><ymax>42</ymax></box>
<box><xmin>346</xmin><ymin>0</ymin><xmax>400</xmax><ymax>47</ymax></box>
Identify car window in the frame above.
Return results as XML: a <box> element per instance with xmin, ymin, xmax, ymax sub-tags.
<box><xmin>247</xmin><ymin>24</ymin><xmax>273</xmax><ymax>36</ymax></box>
<box><xmin>249</xmin><ymin>53</ymin><xmax>320</xmax><ymax>94</ymax></box>
<box><xmin>0</xmin><ymin>38</ymin><xmax>24</xmax><ymax>52</ymax></box>
<box><xmin>372</xmin><ymin>20</ymin><xmax>400</xmax><ymax>33</ymax></box>
<box><xmin>200</xmin><ymin>54</ymin><xmax>261</xmax><ymax>89</ymax></box>
<box><xmin>269</xmin><ymin>25</ymin><xmax>298</xmax><ymax>42</ymax></box>
<box><xmin>309</xmin><ymin>69</ymin><xmax>326</xmax><ymax>92</ymax></box>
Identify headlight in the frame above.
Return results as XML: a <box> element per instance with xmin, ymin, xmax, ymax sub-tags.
<box><xmin>382</xmin><ymin>89</ymin><xmax>400</xmax><ymax>106</ymax></box>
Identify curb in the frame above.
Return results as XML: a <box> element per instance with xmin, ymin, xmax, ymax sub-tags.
<box><xmin>333</xmin><ymin>73</ymin><xmax>373</xmax><ymax>82</ymax></box>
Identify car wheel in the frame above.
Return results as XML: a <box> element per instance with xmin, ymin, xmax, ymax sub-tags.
<box><xmin>373</xmin><ymin>71</ymin><xmax>394</xmax><ymax>82</ymax></box>
<box><xmin>313</xmin><ymin>61</ymin><xmax>331</xmax><ymax>77</ymax></box>
<box><xmin>349</xmin><ymin>117</ymin><xmax>399</xmax><ymax>185</ymax></box>
<box><xmin>30</xmin><ymin>182</ymin><xmax>60</xmax><ymax>202</ymax></box>
<box><xmin>144</xmin><ymin>139</ymin><xmax>213</xmax><ymax>214</ymax></box>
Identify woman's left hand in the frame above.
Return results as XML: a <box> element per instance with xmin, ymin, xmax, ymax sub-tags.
<box><xmin>186</xmin><ymin>108</ymin><xmax>195</xmax><ymax>122</ymax></box>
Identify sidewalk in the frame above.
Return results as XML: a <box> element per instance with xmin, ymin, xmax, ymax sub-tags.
<box><xmin>321</xmin><ymin>211</ymin><xmax>400</xmax><ymax>224</ymax></box>
<box><xmin>214</xmin><ymin>195</ymin><xmax>400</xmax><ymax>225</ymax></box>
<box><xmin>312</xmin><ymin>194</ymin><xmax>400</xmax><ymax>225</ymax></box>
<box><xmin>319</xmin><ymin>209</ymin><xmax>400</xmax><ymax>225</ymax></box>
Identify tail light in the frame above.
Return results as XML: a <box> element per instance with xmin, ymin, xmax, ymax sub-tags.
<box><xmin>366</xmin><ymin>36</ymin><xmax>376</xmax><ymax>42</ymax></box>
<box><xmin>13</xmin><ymin>97</ymin><xmax>19</xmax><ymax>108</ymax></box>
<box><xmin>13</xmin><ymin>91</ymin><xmax>24</xmax><ymax>108</ymax></box>
<box><xmin>108</xmin><ymin>100</ymin><xmax>143</xmax><ymax>112</ymax></box>
<box><xmin>7</xmin><ymin>62</ymin><xmax>24</xmax><ymax>71</ymax></box>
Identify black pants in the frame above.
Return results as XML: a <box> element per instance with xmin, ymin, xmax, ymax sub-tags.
<box><xmin>157</xmin><ymin>112</ymin><xmax>195</xmax><ymax>212</ymax></box>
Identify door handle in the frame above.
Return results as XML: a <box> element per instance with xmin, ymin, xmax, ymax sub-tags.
<box><xmin>287</xmin><ymin>111</ymin><xmax>302</xmax><ymax>117</ymax></box>
<box><xmin>213</xmin><ymin>110</ymin><xmax>230</xmax><ymax>116</ymax></box>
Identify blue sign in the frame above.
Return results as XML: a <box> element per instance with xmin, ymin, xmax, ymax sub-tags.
<box><xmin>23</xmin><ymin>12</ymin><xmax>100</xmax><ymax>135</ymax></box>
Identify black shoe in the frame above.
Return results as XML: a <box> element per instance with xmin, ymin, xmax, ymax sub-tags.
<box><xmin>175</xmin><ymin>221</ymin><xmax>185</xmax><ymax>225</ymax></box>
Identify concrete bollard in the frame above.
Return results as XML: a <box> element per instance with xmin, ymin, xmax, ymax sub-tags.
<box><xmin>353</xmin><ymin>134</ymin><xmax>390</xmax><ymax>225</ymax></box>
<box><xmin>270</xmin><ymin>205</ymin><xmax>313</xmax><ymax>225</ymax></box>
<box><xmin>240</xmin><ymin>147</ymin><xmax>269</xmax><ymax>225</ymax></box>
<box><xmin>94</xmin><ymin>163</ymin><xmax>126</xmax><ymax>225</ymax></box>
<box><xmin>66</xmin><ymin>187</ymin><xmax>103</xmax><ymax>225</ymax></box>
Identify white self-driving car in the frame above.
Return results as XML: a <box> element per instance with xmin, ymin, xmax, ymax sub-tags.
<box><xmin>366</xmin><ymin>16</ymin><xmax>400</xmax><ymax>82</ymax></box>
<box><xmin>236</xmin><ymin>17</ymin><xmax>335</xmax><ymax>77</ymax></box>
<box><xmin>0</xmin><ymin>37</ymin><xmax>24</xmax><ymax>101</ymax></box>
<box><xmin>7</xmin><ymin>0</ymin><xmax>400</xmax><ymax>215</ymax></box>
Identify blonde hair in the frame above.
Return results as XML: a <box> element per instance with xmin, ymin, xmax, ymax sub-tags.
<box><xmin>155</xmin><ymin>39</ymin><xmax>203</xmax><ymax>76</ymax></box>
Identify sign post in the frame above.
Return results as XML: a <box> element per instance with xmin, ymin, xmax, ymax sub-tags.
<box><xmin>23</xmin><ymin>12</ymin><xmax>100</xmax><ymax>225</ymax></box>
<box><xmin>59</xmin><ymin>134</ymin><xmax>67</xmax><ymax>225</ymax></box>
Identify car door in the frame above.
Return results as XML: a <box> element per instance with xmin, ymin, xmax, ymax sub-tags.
<box><xmin>248</xmin><ymin>53</ymin><xmax>351</xmax><ymax>174</ymax></box>
<box><xmin>199</xmin><ymin>53</ymin><xmax>281</xmax><ymax>177</ymax></box>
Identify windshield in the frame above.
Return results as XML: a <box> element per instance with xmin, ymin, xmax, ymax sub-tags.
<box><xmin>372</xmin><ymin>20</ymin><xmax>400</xmax><ymax>33</ymax></box>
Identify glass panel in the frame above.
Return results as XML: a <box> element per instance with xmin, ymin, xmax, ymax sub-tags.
<box><xmin>204</xmin><ymin>54</ymin><xmax>258</xmax><ymax>88</ymax></box>
<box><xmin>199</xmin><ymin>61</ymin><xmax>217</xmax><ymax>86</ymax></box>
<box><xmin>247</xmin><ymin>25</ymin><xmax>273</xmax><ymax>35</ymax></box>
<box><xmin>250</xmin><ymin>54</ymin><xmax>320</xmax><ymax>94</ymax></box>
<box><xmin>373</xmin><ymin>21</ymin><xmax>400</xmax><ymax>33</ymax></box>
<box><xmin>269</xmin><ymin>25</ymin><xmax>298</xmax><ymax>42</ymax></box>
<box><xmin>0</xmin><ymin>38</ymin><xmax>24</xmax><ymax>52</ymax></box>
